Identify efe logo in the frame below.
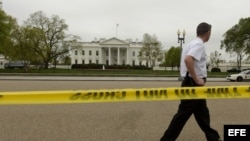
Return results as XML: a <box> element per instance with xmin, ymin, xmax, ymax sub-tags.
<box><xmin>228</xmin><ymin>129</ymin><xmax>246</xmax><ymax>136</ymax></box>
<box><xmin>224</xmin><ymin>125</ymin><xmax>250</xmax><ymax>141</ymax></box>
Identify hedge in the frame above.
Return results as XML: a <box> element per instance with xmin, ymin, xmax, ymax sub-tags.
<box><xmin>71</xmin><ymin>64</ymin><xmax>151</xmax><ymax>70</ymax></box>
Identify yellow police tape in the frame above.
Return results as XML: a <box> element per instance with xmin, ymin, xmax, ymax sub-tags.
<box><xmin>0</xmin><ymin>85</ymin><xmax>250</xmax><ymax>105</ymax></box>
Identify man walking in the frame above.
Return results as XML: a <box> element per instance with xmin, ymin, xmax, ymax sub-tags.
<box><xmin>160</xmin><ymin>22</ymin><xmax>221</xmax><ymax>141</ymax></box>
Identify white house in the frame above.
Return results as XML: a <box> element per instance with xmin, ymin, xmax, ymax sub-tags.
<box><xmin>0</xmin><ymin>54</ymin><xmax>8</xmax><ymax>69</ymax></box>
<box><xmin>70</xmin><ymin>37</ymin><xmax>148</xmax><ymax>66</ymax></box>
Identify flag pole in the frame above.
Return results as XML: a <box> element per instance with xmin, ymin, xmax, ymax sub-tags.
<box><xmin>116</xmin><ymin>24</ymin><xmax>119</xmax><ymax>37</ymax></box>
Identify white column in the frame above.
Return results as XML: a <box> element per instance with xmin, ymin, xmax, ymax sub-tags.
<box><xmin>100</xmin><ymin>48</ymin><xmax>103</xmax><ymax>64</ymax></box>
<box><xmin>126</xmin><ymin>47</ymin><xmax>129</xmax><ymax>65</ymax></box>
<box><xmin>109</xmin><ymin>47</ymin><xmax>111</xmax><ymax>65</ymax></box>
<box><xmin>117</xmin><ymin>47</ymin><xmax>120</xmax><ymax>65</ymax></box>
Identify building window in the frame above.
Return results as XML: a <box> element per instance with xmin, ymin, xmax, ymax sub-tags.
<box><xmin>96</xmin><ymin>51</ymin><xmax>99</xmax><ymax>56</ymax></box>
<box><xmin>96</xmin><ymin>60</ymin><xmax>99</xmax><ymax>64</ymax></box>
<box><xmin>132</xmin><ymin>51</ymin><xmax>135</xmax><ymax>56</ymax></box>
<box><xmin>132</xmin><ymin>60</ymin><xmax>135</xmax><ymax>66</ymax></box>
<box><xmin>139</xmin><ymin>51</ymin><xmax>142</xmax><ymax>56</ymax></box>
<box><xmin>139</xmin><ymin>61</ymin><xmax>142</xmax><ymax>66</ymax></box>
<box><xmin>82</xmin><ymin>60</ymin><xmax>85</xmax><ymax>64</ymax></box>
<box><xmin>75</xmin><ymin>59</ymin><xmax>78</xmax><ymax>64</ymax></box>
<box><xmin>89</xmin><ymin>50</ymin><xmax>92</xmax><ymax>56</ymax></box>
<box><xmin>82</xmin><ymin>50</ymin><xmax>85</xmax><ymax>55</ymax></box>
<box><xmin>89</xmin><ymin>60</ymin><xmax>92</xmax><ymax>64</ymax></box>
<box><xmin>122</xmin><ymin>60</ymin><xmax>125</xmax><ymax>65</ymax></box>
<box><xmin>75</xmin><ymin>50</ymin><xmax>78</xmax><ymax>55</ymax></box>
<box><xmin>106</xmin><ymin>60</ymin><xmax>109</xmax><ymax>65</ymax></box>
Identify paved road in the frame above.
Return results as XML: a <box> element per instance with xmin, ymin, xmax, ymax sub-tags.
<box><xmin>0</xmin><ymin>79</ymin><xmax>249</xmax><ymax>141</ymax></box>
<box><xmin>0</xmin><ymin>76</ymin><xmax>227</xmax><ymax>81</ymax></box>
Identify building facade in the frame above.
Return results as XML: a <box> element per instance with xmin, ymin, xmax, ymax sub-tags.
<box><xmin>0</xmin><ymin>55</ymin><xmax>8</xmax><ymax>69</ymax></box>
<box><xmin>70</xmin><ymin>37</ymin><xmax>147</xmax><ymax>66</ymax></box>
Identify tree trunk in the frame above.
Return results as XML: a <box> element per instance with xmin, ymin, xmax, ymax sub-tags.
<box><xmin>44</xmin><ymin>62</ymin><xmax>49</xmax><ymax>69</ymax></box>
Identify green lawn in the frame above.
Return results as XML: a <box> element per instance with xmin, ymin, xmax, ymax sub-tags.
<box><xmin>0</xmin><ymin>68</ymin><xmax>229</xmax><ymax>77</ymax></box>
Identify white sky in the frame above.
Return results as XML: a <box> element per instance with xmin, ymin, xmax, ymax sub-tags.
<box><xmin>2</xmin><ymin>0</ymin><xmax>250</xmax><ymax>61</ymax></box>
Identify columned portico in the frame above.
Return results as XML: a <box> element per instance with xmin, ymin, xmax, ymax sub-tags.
<box><xmin>104</xmin><ymin>47</ymin><xmax>127</xmax><ymax>65</ymax></box>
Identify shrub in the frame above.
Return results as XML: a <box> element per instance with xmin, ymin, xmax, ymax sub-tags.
<box><xmin>71</xmin><ymin>64</ymin><xmax>103</xmax><ymax>69</ymax></box>
<box><xmin>211</xmin><ymin>67</ymin><xmax>221</xmax><ymax>72</ymax></box>
<box><xmin>71</xmin><ymin>64</ymin><xmax>150</xmax><ymax>70</ymax></box>
<box><xmin>227</xmin><ymin>68</ymin><xmax>241</xmax><ymax>73</ymax></box>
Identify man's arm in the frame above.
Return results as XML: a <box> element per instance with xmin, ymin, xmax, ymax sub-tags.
<box><xmin>184</xmin><ymin>55</ymin><xmax>205</xmax><ymax>86</ymax></box>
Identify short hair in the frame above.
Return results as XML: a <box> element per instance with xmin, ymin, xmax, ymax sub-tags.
<box><xmin>196</xmin><ymin>22</ymin><xmax>212</xmax><ymax>36</ymax></box>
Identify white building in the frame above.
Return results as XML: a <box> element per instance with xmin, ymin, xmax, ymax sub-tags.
<box><xmin>70</xmin><ymin>37</ymin><xmax>148</xmax><ymax>66</ymax></box>
<box><xmin>0</xmin><ymin>54</ymin><xmax>8</xmax><ymax>69</ymax></box>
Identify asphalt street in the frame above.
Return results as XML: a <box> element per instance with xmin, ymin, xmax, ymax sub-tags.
<box><xmin>0</xmin><ymin>76</ymin><xmax>226</xmax><ymax>81</ymax></box>
<box><xmin>0</xmin><ymin>77</ymin><xmax>249</xmax><ymax>141</ymax></box>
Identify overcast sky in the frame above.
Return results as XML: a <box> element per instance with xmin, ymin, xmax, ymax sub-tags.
<box><xmin>2</xmin><ymin>0</ymin><xmax>250</xmax><ymax>61</ymax></box>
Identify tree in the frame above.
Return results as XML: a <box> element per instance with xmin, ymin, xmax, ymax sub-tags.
<box><xmin>138</xmin><ymin>33</ymin><xmax>163</xmax><ymax>68</ymax></box>
<box><xmin>165</xmin><ymin>46</ymin><xmax>181</xmax><ymax>71</ymax></box>
<box><xmin>0</xmin><ymin>9</ymin><xmax>32</xmax><ymax>69</ymax></box>
<box><xmin>0</xmin><ymin>9</ymin><xmax>17</xmax><ymax>53</ymax></box>
<box><xmin>173</xmin><ymin>46</ymin><xmax>181</xmax><ymax>70</ymax></box>
<box><xmin>221</xmin><ymin>17</ymin><xmax>250</xmax><ymax>70</ymax></box>
<box><xmin>23</xmin><ymin>11</ymin><xmax>80</xmax><ymax>69</ymax></box>
<box><xmin>165</xmin><ymin>47</ymin><xmax>175</xmax><ymax>70</ymax></box>
<box><xmin>1</xmin><ymin>26</ymin><xmax>37</xmax><ymax>69</ymax></box>
<box><xmin>209</xmin><ymin>51</ymin><xmax>222</xmax><ymax>68</ymax></box>
<box><xmin>60</xmin><ymin>55</ymin><xmax>71</xmax><ymax>65</ymax></box>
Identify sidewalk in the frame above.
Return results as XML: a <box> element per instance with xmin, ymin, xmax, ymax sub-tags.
<box><xmin>0</xmin><ymin>76</ymin><xmax>227</xmax><ymax>81</ymax></box>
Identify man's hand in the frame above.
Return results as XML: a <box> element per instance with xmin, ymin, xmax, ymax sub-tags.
<box><xmin>184</xmin><ymin>55</ymin><xmax>205</xmax><ymax>86</ymax></box>
<box><xmin>194</xmin><ymin>77</ymin><xmax>205</xmax><ymax>86</ymax></box>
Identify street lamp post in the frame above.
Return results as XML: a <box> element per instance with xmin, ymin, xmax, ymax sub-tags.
<box><xmin>177</xmin><ymin>29</ymin><xmax>186</xmax><ymax>48</ymax></box>
<box><xmin>177</xmin><ymin>29</ymin><xmax>186</xmax><ymax>81</ymax></box>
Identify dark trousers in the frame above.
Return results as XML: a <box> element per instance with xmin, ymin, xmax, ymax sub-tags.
<box><xmin>160</xmin><ymin>78</ymin><xmax>220</xmax><ymax>141</ymax></box>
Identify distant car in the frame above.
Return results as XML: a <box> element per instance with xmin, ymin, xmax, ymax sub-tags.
<box><xmin>241</xmin><ymin>68</ymin><xmax>250</xmax><ymax>71</ymax></box>
<box><xmin>4</xmin><ymin>61</ymin><xmax>26</xmax><ymax>69</ymax></box>
<box><xmin>227</xmin><ymin>68</ymin><xmax>241</xmax><ymax>73</ymax></box>
<box><xmin>226</xmin><ymin>70</ymin><xmax>250</xmax><ymax>82</ymax></box>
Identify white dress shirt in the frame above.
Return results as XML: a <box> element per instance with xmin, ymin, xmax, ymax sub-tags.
<box><xmin>180</xmin><ymin>37</ymin><xmax>207</xmax><ymax>78</ymax></box>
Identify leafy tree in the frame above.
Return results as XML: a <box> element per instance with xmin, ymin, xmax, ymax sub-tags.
<box><xmin>209</xmin><ymin>51</ymin><xmax>222</xmax><ymax>68</ymax></box>
<box><xmin>60</xmin><ymin>55</ymin><xmax>71</xmax><ymax>65</ymax></box>
<box><xmin>1</xmin><ymin>26</ymin><xmax>37</xmax><ymax>69</ymax></box>
<box><xmin>221</xmin><ymin>17</ymin><xmax>250</xmax><ymax>70</ymax></box>
<box><xmin>165</xmin><ymin>47</ymin><xmax>175</xmax><ymax>70</ymax></box>
<box><xmin>173</xmin><ymin>46</ymin><xmax>181</xmax><ymax>70</ymax></box>
<box><xmin>138</xmin><ymin>33</ymin><xmax>163</xmax><ymax>68</ymax></box>
<box><xmin>0</xmin><ymin>9</ymin><xmax>17</xmax><ymax>53</ymax></box>
<box><xmin>165</xmin><ymin>46</ymin><xmax>181</xmax><ymax>70</ymax></box>
<box><xmin>0</xmin><ymin>9</ymin><xmax>32</xmax><ymax>70</ymax></box>
<box><xmin>23</xmin><ymin>11</ymin><xmax>80</xmax><ymax>69</ymax></box>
